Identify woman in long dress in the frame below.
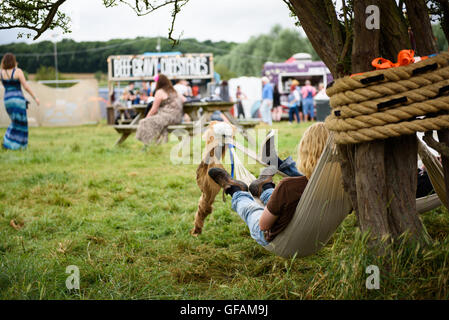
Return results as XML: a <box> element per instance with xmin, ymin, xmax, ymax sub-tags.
<box><xmin>136</xmin><ymin>74</ymin><xmax>186</xmax><ymax>145</ymax></box>
<box><xmin>1</xmin><ymin>53</ymin><xmax>40</xmax><ymax>150</ymax></box>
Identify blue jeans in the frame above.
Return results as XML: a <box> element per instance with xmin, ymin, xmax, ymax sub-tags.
<box><xmin>260</xmin><ymin>99</ymin><xmax>273</xmax><ymax>125</ymax></box>
<box><xmin>231</xmin><ymin>189</ymin><xmax>274</xmax><ymax>246</ymax></box>
<box><xmin>279</xmin><ymin>156</ymin><xmax>302</xmax><ymax>177</ymax></box>
<box><xmin>288</xmin><ymin>106</ymin><xmax>300</xmax><ymax>123</ymax></box>
<box><xmin>303</xmin><ymin>98</ymin><xmax>314</xmax><ymax>118</ymax></box>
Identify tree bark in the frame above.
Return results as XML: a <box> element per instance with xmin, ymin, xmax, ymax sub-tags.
<box><xmin>351</xmin><ymin>0</ymin><xmax>394</xmax><ymax>246</ymax></box>
<box><xmin>404</xmin><ymin>0</ymin><xmax>438</xmax><ymax>56</ymax></box>
<box><xmin>385</xmin><ymin>136</ymin><xmax>425</xmax><ymax>240</ymax></box>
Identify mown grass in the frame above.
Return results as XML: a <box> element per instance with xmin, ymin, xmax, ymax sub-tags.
<box><xmin>0</xmin><ymin>122</ymin><xmax>448</xmax><ymax>300</ymax></box>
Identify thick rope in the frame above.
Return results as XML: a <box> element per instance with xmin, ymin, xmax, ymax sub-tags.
<box><xmin>331</xmin><ymin>79</ymin><xmax>449</xmax><ymax>119</ymax></box>
<box><xmin>327</xmin><ymin>96</ymin><xmax>449</xmax><ymax>131</ymax></box>
<box><xmin>332</xmin><ymin>114</ymin><xmax>449</xmax><ymax>144</ymax></box>
<box><xmin>327</xmin><ymin>51</ymin><xmax>449</xmax><ymax>97</ymax></box>
<box><xmin>325</xmin><ymin>52</ymin><xmax>449</xmax><ymax>144</ymax></box>
<box><xmin>330</xmin><ymin>67</ymin><xmax>449</xmax><ymax>109</ymax></box>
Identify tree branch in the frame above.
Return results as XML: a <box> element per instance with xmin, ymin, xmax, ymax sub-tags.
<box><xmin>288</xmin><ymin>0</ymin><xmax>346</xmax><ymax>77</ymax></box>
<box><xmin>33</xmin><ymin>0</ymin><xmax>67</xmax><ymax>40</ymax></box>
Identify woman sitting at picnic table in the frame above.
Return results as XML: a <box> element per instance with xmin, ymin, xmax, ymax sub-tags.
<box><xmin>136</xmin><ymin>74</ymin><xmax>186</xmax><ymax>145</ymax></box>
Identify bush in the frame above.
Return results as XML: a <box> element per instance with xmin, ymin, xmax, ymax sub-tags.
<box><xmin>35</xmin><ymin>66</ymin><xmax>58</xmax><ymax>81</ymax></box>
<box><xmin>34</xmin><ymin>66</ymin><xmax>74</xmax><ymax>88</ymax></box>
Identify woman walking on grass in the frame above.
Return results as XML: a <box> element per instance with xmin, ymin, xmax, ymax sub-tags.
<box><xmin>136</xmin><ymin>74</ymin><xmax>186</xmax><ymax>145</ymax></box>
<box><xmin>1</xmin><ymin>53</ymin><xmax>39</xmax><ymax>150</ymax></box>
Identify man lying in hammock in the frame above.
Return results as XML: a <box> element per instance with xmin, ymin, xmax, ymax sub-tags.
<box><xmin>208</xmin><ymin>122</ymin><xmax>328</xmax><ymax>246</ymax></box>
<box><xmin>209</xmin><ymin>122</ymin><xmax>436</xmax><ymax>247</ymax></box>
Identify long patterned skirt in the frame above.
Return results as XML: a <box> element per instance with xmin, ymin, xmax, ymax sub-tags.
<box><xmin>136</xmin><ymin>108</ymin><xmax>182</xmax><ymax>145</ymax></box>
<box><xmin>2</xmin><ymin>98</ymin><xmax>28</xmax><ymax>150</ymax></box>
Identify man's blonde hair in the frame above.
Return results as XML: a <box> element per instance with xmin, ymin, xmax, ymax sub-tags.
<box><xmin>297</xmin><ymin>122</ymin><xmax>329</xmax><ymax>179</ymax></box>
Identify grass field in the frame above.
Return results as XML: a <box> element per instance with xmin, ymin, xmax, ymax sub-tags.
<box><xmin>1</xmin><ymin>122</ymin><xmax>449</xmax><ymax>300</ymax></box>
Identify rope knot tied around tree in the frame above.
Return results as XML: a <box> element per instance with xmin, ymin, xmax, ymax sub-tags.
<box><xmin>325</xmin><ymin>51</ymin><xmax>449</xmax><ymax>147</ymax></box>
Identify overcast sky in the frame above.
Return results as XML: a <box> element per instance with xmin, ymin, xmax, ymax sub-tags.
<box><xmin>0</xmin><ymin>0</ymin><xmax>300</xmax><ymax>45</ymax></box>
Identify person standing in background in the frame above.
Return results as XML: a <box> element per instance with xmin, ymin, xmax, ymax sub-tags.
<box><xmin>272</xmin><ymin>84</ymin><xmax>282</xmax><ymax>122</ymax></box>
<box><xmin>141</xmin><ymin>81</ymin><xmax>152</xmax><ymax>102</ymax></box>
<box><xmin>301</xmin><ymin>80</ymin><xmax>316</xmax><ymax>122</ymax></box>
<box><xmin>219</xmin><ymin>81</ymin><xmax>230</xmax><ymax>102</ymax></box>
<box><xmin>1</xmin><ymin>53</ymin><xmax>40</xmax><ymax>150</ymax></box>
<box><xmin>174</xmin><ymin>79</ymin><xmax>189</xmax><ymax>97</ymax></box>
<box><xmin>184</xmin><ymin>80</ymin><xmax>193</xmax><ymax>97</ymax></box>
<box><xmin>293</xmin><ymin>80</ymin><xmax>304</xmax><ymax>123</ymax></box>
<box><xmin>261</xmin><ymin>77</ymin><xmax>273</xmax><ymax>125</ymax></box>
<box><xmin>317</xmin><ymin>82</ymin><xmax>326</xmax><ymax>95</ymax></box>
<box><xmin>127</xmin><ymin>82</ymin><xmax>139</xmax><ymax>105</ymax></box>
<box><xmin>235</xmin><ymin>85</ymin><xmax>246</xmax><ymax>119</ymax></box>
<box><xmin>288</xmin><ymin>84</ymin><xmax>300</xmax><ymax>124</ymax></box>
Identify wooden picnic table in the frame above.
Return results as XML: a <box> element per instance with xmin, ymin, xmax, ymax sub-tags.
<box><xmin>116</xmin><ymin>104</ymin><xmax>148</xmax><ymax>125</ymax></box>
<box><xmin>112</xmin><ymin>101</ymin><xmax>259</xmax><ymax>146</ymax></box>
<box><xmin>183</xmin><ymin>101</ymin><xmax>258</xmax><ymax>145</ymax></box>
<box><xmin>183</xmin><ymin>101</ymin><xmax>235</xmax><ymax>121</ymax></box>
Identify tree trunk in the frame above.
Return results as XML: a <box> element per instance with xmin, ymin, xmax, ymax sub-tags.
<box><xmin>354</xmin><ymin>0</ymin><xmax>427</xmax><ymax>245</ymax></box>
<box><xmin>351</xmin><ymin>0</ymin><xmax>398</xmax><ymax>246</ymax></box>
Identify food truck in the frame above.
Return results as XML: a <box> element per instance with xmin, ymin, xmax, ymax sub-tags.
<box><xmin>262</xmin><ymin>53</ymin><xmax>333</xmax><ymax>95</ymax></box>
<box><xmin>106</xmin><ymin>52</ymin><xmax>215</xmax><ymax>123</ymax></box>
<box><xmin>261</xmin><ymin>53</ymin><xmax>333</xmax><ymax>121</ymax></box>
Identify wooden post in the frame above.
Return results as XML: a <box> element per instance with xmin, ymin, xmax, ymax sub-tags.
<box><xmin>107</xmin><ymin>57</ymin><xmax>115</xmax><ymax>125</ymax></box>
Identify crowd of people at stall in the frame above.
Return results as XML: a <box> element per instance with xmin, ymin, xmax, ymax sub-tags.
<box><xmin>115</xmin><ymin>76</ymin><xmax>326</xmax><ymax>127</ymax></box>
<box><xmin>261</xmin><ymin>77</ymin><xmax>327</xmax><ymax>126</ymax></box>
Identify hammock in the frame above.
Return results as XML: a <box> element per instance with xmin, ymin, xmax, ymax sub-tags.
<box><xmin>231</xmin><ymin>135</ymin><xmax>445</xmax><ymax>258</ymax></box>
<box><xmin>228</xmin><ymin>144</ymin><xmax>256</xmax><ymax>186</ymax></box>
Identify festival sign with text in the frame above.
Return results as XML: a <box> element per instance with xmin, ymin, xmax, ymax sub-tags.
<box><xmin>108</xmin><ymin>53</ymin><xmax>214</xmax><ymax>81</ymax></box>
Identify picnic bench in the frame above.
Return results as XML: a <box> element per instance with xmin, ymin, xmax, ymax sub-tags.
<box><xmin>111</xmin><ymin>101</ymin><xmax>259</xmax><ymax>145</ymax></box>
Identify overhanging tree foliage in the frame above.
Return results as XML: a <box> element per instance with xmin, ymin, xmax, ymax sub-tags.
<box><xmin>0</xmin><ymin>0</ymin><xmax>190</xmax><ymax>42</ymax></box>
<box><xmin>0</xmin><ymin>0</ymin><xmax>70</xmax><ymax>40</ymax></box>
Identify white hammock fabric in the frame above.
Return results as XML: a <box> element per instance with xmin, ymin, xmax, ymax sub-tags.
<box><xmin>263</xmin><ymin>137</ymin><xmax>352</xmax><ymax>258</ymax></box>
<box><xmin>229</xmin><ymin>146</ymin><xmax>256</xmax><ymax>186</ymax></box>
<box><xmin>417</xmin><ymin>140</ymin><xmax>447</xmax><ymax>208</ymax></box>
<box><xmin>230</xmin><ymin>135</ymin><xmax>445</xmax><ymax>259</ymax></box>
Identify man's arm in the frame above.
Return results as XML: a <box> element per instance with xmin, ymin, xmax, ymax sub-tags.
<box><xmin>259</xmin><ymin>207</ymin><xmax>279</xmax><ymax>231</ymax></box>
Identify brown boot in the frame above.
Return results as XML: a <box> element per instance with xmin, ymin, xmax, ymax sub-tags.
<box><xmin>208</xmin><ymin>168</ymin><xmax>248</xmax><ymax>195</ymax></box>
<box><xmin>249</xmin><ymin>166</ymin><xmax>277</xmax><ymax>198</ymax></box>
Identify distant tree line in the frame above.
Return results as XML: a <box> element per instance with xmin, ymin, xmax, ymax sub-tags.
<box><xmin>0</xmin><ymin>36</ymin><xmax>237</xmax><ymax>74</ymax></box>
<box><xmin>215</xmin><ymin>25</ymin><xmax>320</xmax><ymax>78</ymax></box>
